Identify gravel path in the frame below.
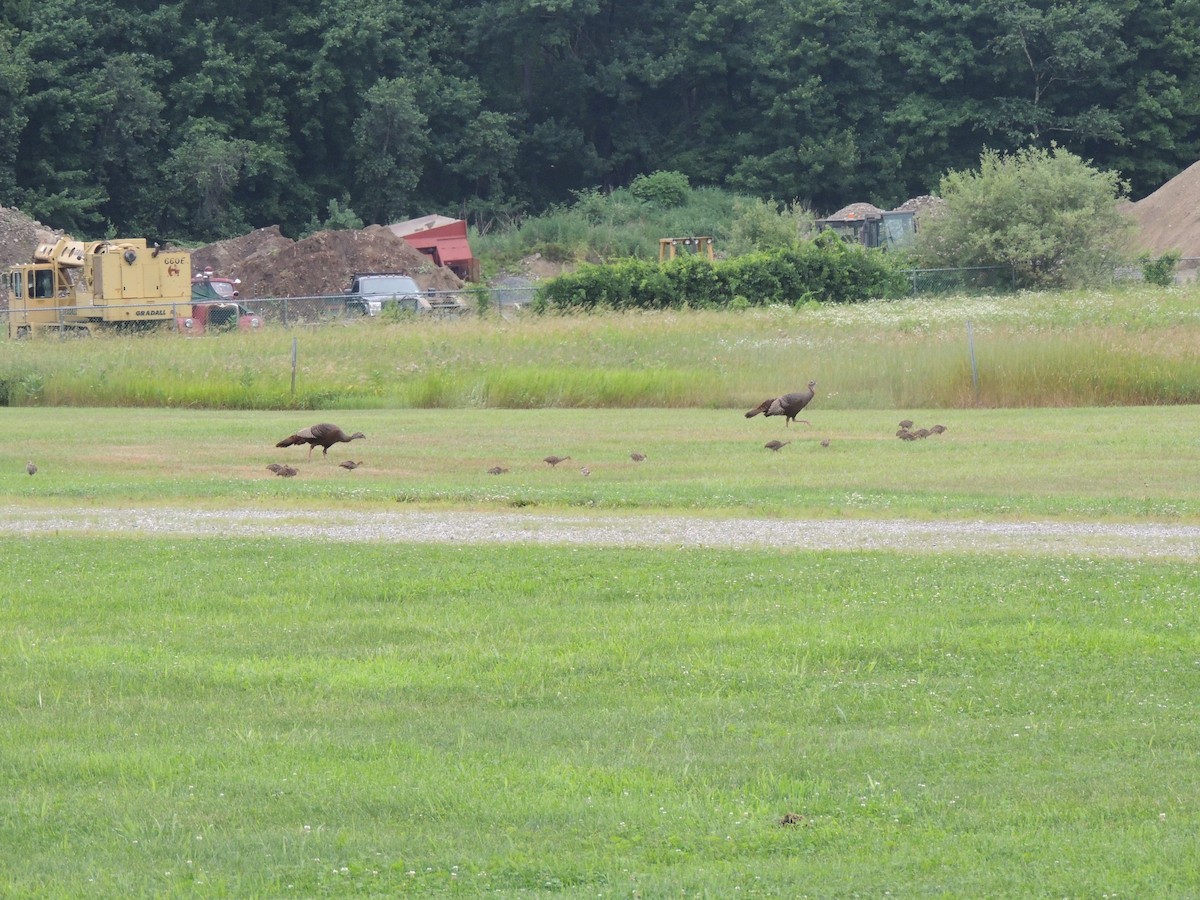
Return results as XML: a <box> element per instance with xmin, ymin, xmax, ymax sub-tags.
<box><xmin>3</xmin><ymin>505</ymin><xmax>1199</xmax><ymax>559</ymax></box>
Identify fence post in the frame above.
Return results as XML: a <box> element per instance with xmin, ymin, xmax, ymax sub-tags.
<box><xmin>967</xmin><ymin>319</ymin><xmax>979</xmax><ymax>400</ymax></box>
<box><xmin>290</xmin><ymin>336</ymin><xmax>298</xmax><ymax>396</ymax></box>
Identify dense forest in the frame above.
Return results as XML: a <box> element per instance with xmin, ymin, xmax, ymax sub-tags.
<box><xmin>2</xmin><ymin>0</ymin><xmax>1199</xmax><ymax>242</ymax></box>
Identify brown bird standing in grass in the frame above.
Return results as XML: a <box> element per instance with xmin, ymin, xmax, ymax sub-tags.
<box><xmin>339</xmin><ymin>460</ymin><xmax>363</xmax><ymax>470</ymax></box>
<box><xmin>764</xmin><ymin>439</ymin><xmax>791</xmax><ymax>452</ymax></box>
<box><xmin>266</xmin><ymin>463</ymin><xmax>284</xmax><ymax>474</ymax></box>
<box><xmin>630</xmin><ymin>452</ymin><xmax>647</xmax><ymax>462</ymax></box>
<box><xmin>26</xmin><ymin>461</ymin><xmax>37</xmax><ymax>476</ymax></box>
<box><xmin>746</xmin><ymin>381</ymin><xmax>817</xmax><ymax>427</ymax></box>
<box><xmin>487</xmin><ymin>466</ymin><xmax>509</xmax><ymax>475</ymax></box>
<box><xmin>268</xmin><ymin>464</ymin><xmax>298</xmax><ymax>477</ymax></box>
<box><xmin>580</xmin><ymin>466</ymin><xmax>591</xmax><ymax>476</ymax></box>
<box><xmin>899</xmin><ymin>419</ymin><xmax>914</xmax><ymax>429</ymax></box>
<box><xmin>543</xmin><ymin>455</ymin><xmax>571</xmax><ymax>467</ymax></box>
<box><xmin>276</xmin><ymin>423</ymin><xmax>365</xmax><ymax>459</ymax></box>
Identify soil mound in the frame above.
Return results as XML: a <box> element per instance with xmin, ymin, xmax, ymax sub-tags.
<box><xmin>0</xmin><ymin>206</ymin><xmax>60</xmax><ymax>273</ymax></box>
<box><xmin>1126</xmin><ymin>160</ymin><xmax>1200</xmax><ymax>257</ymax></box>
<box><xmin>195</xmin><ymin>224</ymin><xmax>464</xmax><ymax>298</ymax></box>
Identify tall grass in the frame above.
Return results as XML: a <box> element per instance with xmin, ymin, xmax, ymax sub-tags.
<box><xmin>4</xmin><ymin>285</ymin><xmax>1200</xmax><ymax>409</ymax></box>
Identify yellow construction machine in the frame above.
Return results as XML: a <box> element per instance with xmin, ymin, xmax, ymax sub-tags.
<box><xmin>6</xmin><ymin>237</ymin><xmax>192</xmax><ymax>338</ymax></box>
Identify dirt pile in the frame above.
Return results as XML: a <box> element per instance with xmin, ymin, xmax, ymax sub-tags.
<box><xmin>194</xmin><ymin>224</ymin><xmax>465</xmax><ymax>298</ymax></box>
<box><xmin>1125</xmin><ymin>160</ymin><xmax>1200</xmax><ymax>257</ymax></box>
<box><xmin>0</xmin><ymin>206</ymin><xmax>59</xmax><ymax>273</ymax></box>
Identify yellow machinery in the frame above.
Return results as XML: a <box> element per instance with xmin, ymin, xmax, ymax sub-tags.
<box><xmin>658</xmin><ymin>236</ymin><xmax>715</xmax><ymax>262</ymax></box>
<box><xmin>6</xmin><ymin>237</ymin><xmax>192</xmax><ymax>338</ymax></box>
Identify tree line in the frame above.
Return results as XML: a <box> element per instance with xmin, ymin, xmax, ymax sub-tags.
<box><xmin>1</xmin><ymin>0</ymin><xmax>1198</xmax><ymax>243</ymax></box>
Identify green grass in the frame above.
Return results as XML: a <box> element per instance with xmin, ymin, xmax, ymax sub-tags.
<box><xmin>2</xmin><ymin>538</ymin><xmax>1197</xmax><ymax>896</ymax></box>
<box><xmin>6</xmin><ymin>285</ymin><xmax>1200</xmax><ymax>409</ymax></box>
<box><xmin>5</xmin><ymin>404</ymin><xmax>1200</xmax><ymax>521</ymax></box>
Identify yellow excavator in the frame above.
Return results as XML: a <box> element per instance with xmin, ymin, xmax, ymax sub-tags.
<box><xmin>6</xmin><ymin>236</ymin><xmax>192</xmax><ymax>338</ymax></box>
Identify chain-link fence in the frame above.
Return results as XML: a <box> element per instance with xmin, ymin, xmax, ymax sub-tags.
<box><xmin>899</xmin><ymin>265</ymin><xmax>1017</xmax><ymax>296</ymax></box>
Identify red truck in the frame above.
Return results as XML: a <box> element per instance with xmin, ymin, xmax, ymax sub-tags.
<box><xmin>182</xmin><ymin>269</ymin><xmax>262</xmax><ymax>334</ymax></box>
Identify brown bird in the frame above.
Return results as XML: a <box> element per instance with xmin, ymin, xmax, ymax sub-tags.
<box><xmin>266</xmin><ymin>463</ymin><xmax>283</xmax><ymax>473</ymax></box>
<box><xmin>764</xmin><ymin>439</ymin><xmax>791</xmax><ymax>452</ymax></box>
<box><xmin>896</xmin><ymin>428</ymin><xmax>911</xmax><ymax>438</ymax></box>
<box><xmin>930</xmin><ymin>424</ymin><xmax>947</xmax><ymax>434</ymax></box>
<box><xmin>339</xmin><ymin>460</ymin><xmax>363</xmax><ymax>470</ymax></box>
<box><xmin>630</xmin><ymin>452</ymin><xmax>647</xmax><ymax>462</ymax></box>
<box><xmin>779</xmin><ymin>812</ymin><xmax>805</xmax><ymax>827</ymax></box>
<box><xmin>487</xmin><ymin>465</ymin><xmax>509</xmax><ymax>475</ymax></box>
<box><xmin>915</xmin><ymin>428</ymin><xmax>931</xmax><ymax>438</ymax></box>
<box><xmin>820</xmin><ymin>438</ymin><xmax>830</xmax><ymax>448</ymax></box>
<box><xmin>580</xmin><ymin>466</ymin><xmax>591</xmax><ymax>476</ymax></box>
<box><xmin>543</xmin><ymin>455</ymin><xmax>571</xmax><ymax>467</ymax></box>
<box><xmin>745</xmin><ymin>380</ymin><xmax>817</xmax><ymax>427</ymax></box>
<box><xmin>276</xmin><ymin>423</ymin><xmax>365</xmax><ymax>459</ymax></box>
<box><xmin>26</xmin><ymin>460</ymin><xmax>37</xmax><ymax>476</ymax></box>
<box><xmin>898</xmin><ymin>431</ymin><xmax>917</xmax><ymax>441</ymax></box>
<box><xmin>899</xmin><ymin>419</ymin><xmax>914</xmax><ymax>429</ymax></box>
<box><xmin>273</xmin><ymin>464</ymin><xmax>298</xmax><ymax>477</ymax></box>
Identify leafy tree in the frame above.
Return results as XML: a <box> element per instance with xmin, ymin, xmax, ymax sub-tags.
<box><xmin>725</xmin><ymin>198</ymin><xmax>816</xmax><ymax>255</ymax></box>
<box><xmin>914</xmin><ymin>146</ymin><xmax>1132</xmax><ymax>288</ymax></box>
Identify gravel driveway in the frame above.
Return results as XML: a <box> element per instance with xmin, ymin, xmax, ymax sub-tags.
<box><xmin>4</xmin><ymin>505</ymin><xmax>1199</xmax><ymax>559</ymax></box>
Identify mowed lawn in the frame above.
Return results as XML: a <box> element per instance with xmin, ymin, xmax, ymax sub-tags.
<box><xmin>3</xmin><ymin>405</ymin><xmax>1200</xmax><ymax>896</ymax></box>
<box><xmin>2</xmin><ymin>537</ymin><xmax>1199</xmax><ymax>897</ymax></box>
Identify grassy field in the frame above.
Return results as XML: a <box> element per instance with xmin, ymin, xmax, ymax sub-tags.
<box><xmin>5</xmin><ymin>404</ymin><xmax>1200</xmax><ymax>521</ymax></box>
<box><xmin>5</xmin><ymin>285</ymin><xmax>1200</xmax><ymax>410</ymax></box>
<box><xmin>3</xmin><ymin>538</ymin><xmax>1199</xmax><ymax>897</ymax></box>
<box><xmin>5</xmin><ymin>292</ymin><xmax>1200</xmax><ymax>896</ymax></box>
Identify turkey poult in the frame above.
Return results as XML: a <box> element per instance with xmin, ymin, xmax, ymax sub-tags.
<box><xmin>746</xmin><ymin>380</ymin><xmax>817</xmax><ymax>427</ymax></box>
<box><xmin>26</xmin><ymin>461</ymin><xmax>37</xmax><ymax>476</ymax></box>
<box><xmin>630</xmin><ymin>452</ymin><xmax>647</xmax><ymax>462</ymax></box>
<box><xmin>339</xmin><ymin>460</ymin><xmax>363</xmax><ymax>470</ymax></box>
<box><xmin>764</xmin><ymin>439</ymin><xmax>791</xmax><ymax>452</ymax></box>
<box><xmin>487</xmin><ymin>466</ymin><xmax>509</xmax><ymax>475</ymax></box>
<box><xmin>543</xmin><ymin>455</ymin><xmax>571</xmax><ymax>467</ymax></box>
<box><xmin>276</xmin><ymin>423</ymin><xmax>365</xmax><ymax>459</ymax></box>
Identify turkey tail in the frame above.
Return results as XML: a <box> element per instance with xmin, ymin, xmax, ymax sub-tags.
<box><xmin>275</xmin><ymin>436</ymin><xmax>300</xmax><ymax>448</ymax></box>
<box><xmin>745</xmin><ymin>400</ymin><xmax>771</xmax><ymax>418</ymax></box>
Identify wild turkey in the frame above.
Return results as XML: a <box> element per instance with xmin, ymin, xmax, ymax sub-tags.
<box><xmin>269</xmin><ymin>464</ymin><xmax>298</xmax><ymax>477</ymax></box>
<box><xmin>580</xmin><ymin>466</ymin><xmax>591</xmax><ymax>476</ymax></box>
<box><xmin>487</xmin><ymin>465</ymin><xmax>509</xmax><ymax>475</ymax></box>
<box><xmin>896</xmin><ymin>427</ymin><xmax>911</xmax><ymax>438</ymax></box>
<box><xmin>339</xmin><ymin>460</ymin><xmax>363</xmax><ymax>470</ymax></box>
<box><xmin>930</xmin><ymin>424</ymin><xmax>947</xmax><ymax>435</ymax></box>
<box><xmin>630</xmin><ymin>452</ymin><xmax>647</xmax><ymax>462</ymax></box>
<box><xmin>276</xmin><ymin>423</ymin><xmax>365</xmax><ymax>459</ymax></box>
<box><xmin>543</xmin><ymin>455</ymin><xmax>571</xmax><ymax>467</ymax></box>
<box><xmin>26</xmin><ymin>461</ymin><xmax>36</xmax><ymax>476</ymax></box>
<box><xmin>915</xmin><ymin>428</ymin><xmax>931</xmax><ymax>439</ymax></box>
<box><xmin>899</xmin><ymin>419</ymin><xmax>914</xmax><ymax>429</ymax></box>
<box><xmin>266</xmin><ymin>463</ymin><xmax>284</xmax><ymax>474</ymax></box>
<box><xmin>764</xmin><ymin>439</ymin><xmax>791</xmax><ymax>452</ymax></box>
<box><xmin>746</xmin><ymin>381</ymin><xmax>817</xmax><ymax>427</ymax></box>
<box><xmin>820</xmin><ymin>438</ymin><xmax>830</xmax><ymax>448</ymax></box>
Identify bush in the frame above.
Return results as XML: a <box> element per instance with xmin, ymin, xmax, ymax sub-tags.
<box><xmin>1138</xmin><ymin>251</ymin><xmax>1181</xmax><ymax>287</ymax></box>
<box><xmin>629</xmin><ymin>171</ymin><xmax>691</xmax><ymax>208</ymax></box>
<box><xmin>914</xmin><ymin>146</ymin><xmax>1132</xmax><ymax>289</ymax></box>
<box><xmin>535</xmin><ymin>234</ymin><xmax>908</xmax><ymax>310</ymax></box>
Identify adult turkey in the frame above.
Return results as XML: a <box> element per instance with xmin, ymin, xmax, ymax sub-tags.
<box><xmin>745</xmin><ymin>381</ymin><xmax>817</xmax><ymax>427</ymax></box>
<box><xmin>276</xmin><ymin>423</ymin><xmax>365</xmax><ymax>459</ymax></box>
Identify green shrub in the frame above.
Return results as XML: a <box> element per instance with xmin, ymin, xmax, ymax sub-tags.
<box><xmin>628</xmin><ymin>170</ymin><xmax>691</xmax><ymax>208</ymax></box>
<box><xmin>536</xmin><ymin>234</ymin><xmax>908</xmax><ymax>310</ymax></box>
<box><xmin>1138</xmin><ymin>251</ymin><xmax>1181</xmax><ymax>287</ymax></box>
